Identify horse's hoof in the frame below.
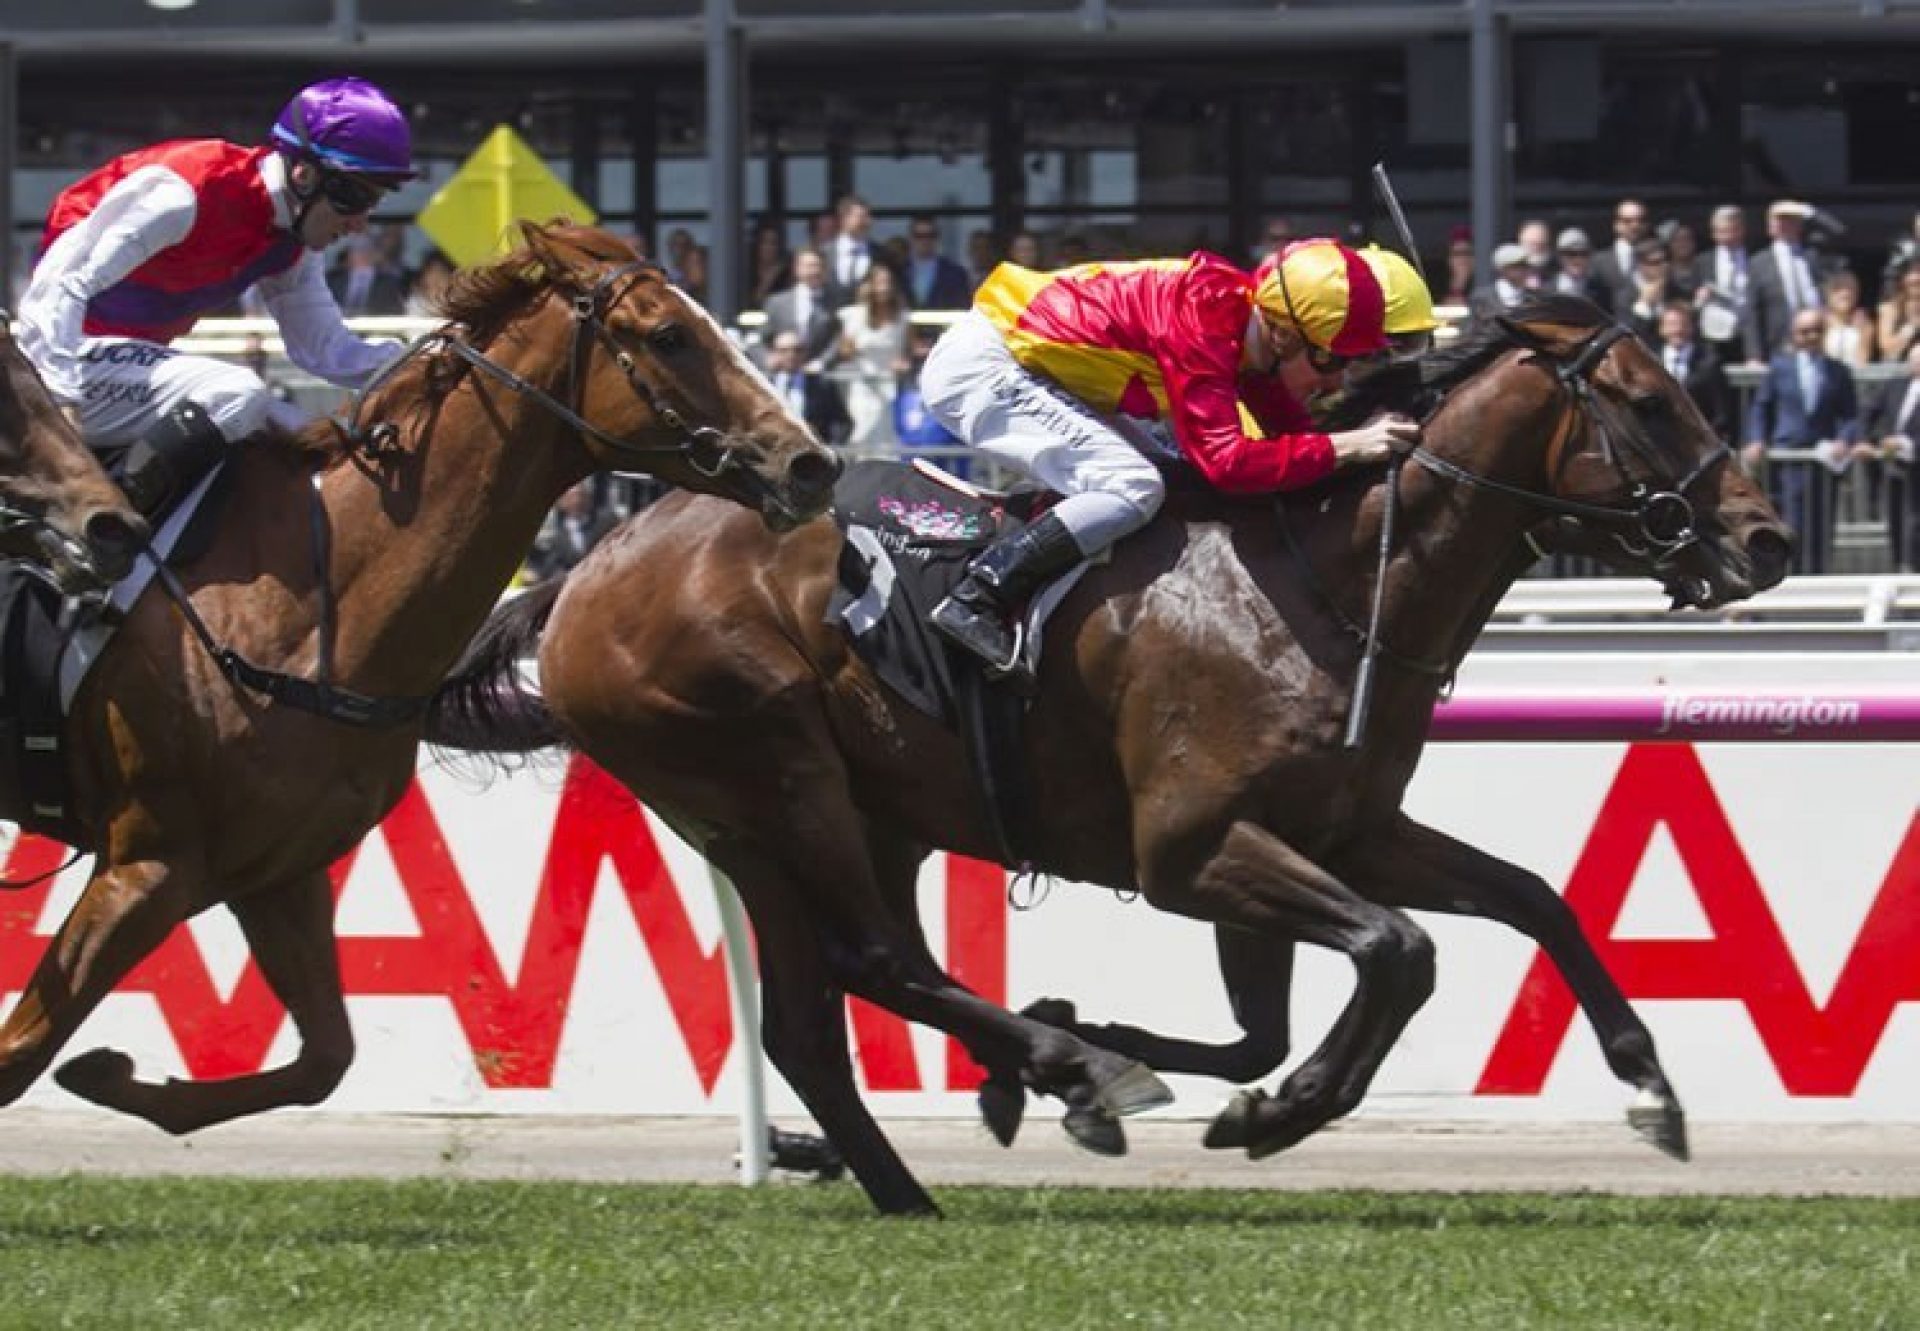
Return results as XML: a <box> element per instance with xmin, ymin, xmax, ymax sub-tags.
<box><xmin>977</xmin><ymin>1073</ymin><xmax>1026</xmax><ymax>1148</ymax></box>
<box><xmin>1022</xmin><ymin>997</ymin><xmax>1078</xmax><ymax>1028</ymax></box>
<box><xmin>1203</xmin><ymin>1087</ymin><xmax>1264</xmax><ymax>1151</ymax></box>
<box><xmin>53</xmin><ymin>1048</ymin><xmax>135</xmax><ymax>1106</ymax></box>
<box><xmin>1063</xmin><ymin>1104</ymin><xmax>1127</xmax><ymax>1157</ymax></box>
<box><xmin>878</xmin><ymin>1195</ymin><xmax>944</xmax><ymax>1220</ymax></box>
<box><xmin>1095</xmin><ymin>1060</ymin><xmax>1174</xmax><ymax>1118</ymax></box>
<box><xmin>1628</xmin><ymin>1089</ymin><xmax>1690</xmax><ymax>1162</ymax></box>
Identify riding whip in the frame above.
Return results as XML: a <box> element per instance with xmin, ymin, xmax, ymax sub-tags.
<box><xmin>1343</xmin><ymin>162</ymin><xmax>1421</xmax><ymax>751</ymax></box>
<box><xmin>1370</xmin><ymin>161</ymin><xmax>1425</xmax><ymax>283</ymax></box>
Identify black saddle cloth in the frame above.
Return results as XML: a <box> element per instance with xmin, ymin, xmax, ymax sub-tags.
<box><xmin>825</xmin><ymin>459</ymin><xmax>1052</xmax><ymax>865</ymax></box>
<box><xmin>825</xmin><ymin>459</ymin><xmax>1048</xmax><ymax>725</ymax></box>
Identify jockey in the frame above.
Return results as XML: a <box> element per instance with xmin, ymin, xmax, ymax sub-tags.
<box><xmin>919</xmin><ymin>238</ymin><xmax>1420</xmax><ymax>676</ymax></box>
<box><xmin>17</xmin><ymin>76</ymin><xmax>419</xmax><ymax>517</ymax></box>
<box><xmin>1360</xmin><ymin>245</ymin><xmax>1444</xmax><ymax>357</ymax></box>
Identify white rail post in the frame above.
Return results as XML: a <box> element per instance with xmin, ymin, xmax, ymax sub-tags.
<box><xmin>711</xmin><ymin>866</ymin><xmax>768</xmax><ymax>1185</ymax></box>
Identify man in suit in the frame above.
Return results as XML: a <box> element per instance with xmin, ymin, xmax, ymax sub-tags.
<box><xmin>1743</xmin><ymin>200</ymin><xmax>1822</xmax><ymax>365</ymax></box>
<box><xmin>1862</xmin><ymin>343</ymin><xmax>1920</xmax><ymax>572</ymax></box>
<box><xmin>1622</xmin><ymin>240</ymin><xmax>1685</xmax><ymax>339</ymax></box>
<box><xmin>328</xmin><ymin>234</ymin><xmax>407</xmax><ymax>316</ymax></box>
<box><xmin>826</xmin><ymin>193</ymin><xmax>892</xmax><ymax>309</ymax></box>
<box><xmin>1655</xmin><ymin>301</ymin><xmax>1734</xmax><ymax>443</ymax></box>
<box><xmin>765</xmin><ymin>330</ymin><xmax>851</xmax><ymax>445</ymax></box>
<box><xmin>1745</xmin><ymin>309</ymin><xmax>1860</xmax><ymax>574</ymax></box>
<box><xmin>1591</xmin><ymin>198</ymin><xmax>1649</xmax><ymax>317</ymax></box>
<box><xmin>903</xmin><ymin>214</ymin><xmax>973</xmax><ymax>310</ymax></box>
<box><xmin>1469</xmin><ymin>243</ymin><xmax>1533</xmax><ymax>322</ymax></box>
<box><xmin>526</xmin><ymin>479</ymin><xmax>618</xmax><ymax>583</ymax></box>
<box><xmin>1694</xmin><ymin>205</ymin><xmax>1751</xmax><ymax>365</ymax></box>
<box><xmin>759</xmin><ymin>248</ymin><xmax>841</xmax><ymax>371</ymax></box>
<box><xmin>1550</xmin><ymin>228</ymin><xmax>1607</xmax><ymax>304</ymax></box>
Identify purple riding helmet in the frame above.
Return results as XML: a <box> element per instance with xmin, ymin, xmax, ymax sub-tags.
<box><xmin>269</xmin><ymin>77</ymin><xmax>417</xmax><ymax>185</ymax></box>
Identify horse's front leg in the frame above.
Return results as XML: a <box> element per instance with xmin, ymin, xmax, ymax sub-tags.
<box><xmin>1331</xmin><ymin>812</ymin><xmax>1688</xmax><ymax>1160</ymax></box>
<box><xmin>0</xmin><ymin>857</ymin><xmax>192</xmax><ymax>1109</ymax></box>
<box><xmin>1138</xmin><ymin>819</ymin><xmax>1435</xmax><ymax>1160</ymax></box>
<box><xmin>54</xmin><ymin>868</ymin><xmax>355</xmax><ymax>1134</ymax></box>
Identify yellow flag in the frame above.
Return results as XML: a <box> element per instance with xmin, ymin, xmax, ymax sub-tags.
<box><xmin>417</xmin><ymin>125</ymin><xmax>598</xmax><ymax>267</ymax></box>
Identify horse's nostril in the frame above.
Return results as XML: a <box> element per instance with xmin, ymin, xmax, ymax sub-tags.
<box><xmin>83</xmin><ymin>509</ymin><xmax>148</xmax><ymax>581</ymax></box>
<box><xmin>1745</xmin><ymin>527</ymin><xmax>1795</xmax><ymax>591</ymax></box>
<box><xmin>789</xmin><ymin>448</ymin><xmax>842</xmax><ymax>499</ymax></box>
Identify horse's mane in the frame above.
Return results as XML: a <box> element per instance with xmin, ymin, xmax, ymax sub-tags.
<box><xmin>1323</xmin><ymin>292</ymin><xmax>1613</xmax><ymax>431</ymax></box>
<box><xmin>437</xmin><ymin>219</ymin><xmax>645</xmax><ymax>342</ymax></box>
<box><xmin>289</xmin><ymin>219</ymin><xmax>646</xmax><ymax>469</ymax></box>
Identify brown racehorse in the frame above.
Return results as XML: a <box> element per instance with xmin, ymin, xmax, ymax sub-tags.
<box><xmin>0</xmin><ymin>221</ymin><xmax>839</xmax><ymax>1132</ymax></box>
<box><xmin>429</xmin><ymin>296</ymin><xmax>1793</xmax><ymax>1216</ymax></box>
<box><xmin>0</xmin><ymin>320</ymin><xmax>149</xmax><ymax>590</ymax></box>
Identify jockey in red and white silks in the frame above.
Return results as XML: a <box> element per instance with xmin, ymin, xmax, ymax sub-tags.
<box><xmin>17</xmin><ymin>76</ymin><xmax>419</xmax><ymax>516</ymax></box>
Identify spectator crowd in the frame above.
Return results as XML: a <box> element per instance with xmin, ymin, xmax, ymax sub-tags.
<box><xmin>107</xmin><ymin>187</ymin><xmax>1908</xmax><ymax>581</ymax></box>
<box><xmin>1458</xmin><ymin>196</ymin><xmax>1918</xmax><ymax>575</ymax></box>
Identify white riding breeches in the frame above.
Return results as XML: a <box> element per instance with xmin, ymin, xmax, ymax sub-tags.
<box><xmin>60</xmin><ymin>337</ymin><xmax>310</xmax><ymax>447</ymax></box>
<box><xmin>919</xmin><ymin>311</ymin><xmax>1166</xmax><ymax>555</ymax></box>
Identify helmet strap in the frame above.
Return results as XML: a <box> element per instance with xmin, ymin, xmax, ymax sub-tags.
<box><xmin>284</xmin><ymin>156</ymin><xmax>325</xmax><ymax>238</ymax></box>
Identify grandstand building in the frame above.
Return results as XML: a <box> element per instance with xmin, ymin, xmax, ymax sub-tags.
<box><xmin>4</xmin><ymin>0</ymin><xmax>1918</xmax><ymax>315</ymax></box>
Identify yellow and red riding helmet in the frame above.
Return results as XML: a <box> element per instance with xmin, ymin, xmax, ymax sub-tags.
<box><xmin>1252</xmin><ymin>238</ymin><xmax>1391</xmax><ymax>360</ymax></box>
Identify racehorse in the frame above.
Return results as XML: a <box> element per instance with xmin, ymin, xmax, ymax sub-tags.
<box><xmin>0</xmin><ymin>221</ymin><xmax>839</xmax><ymax>1132</ymax></box>
<box><xmin>428</xmin><ymin>296</ymin><xmax>1793</xmax><ymax>1216</ymax></box>
<box><xmin>0</xmin><ymin>319</ymin><xmax>149</xmax><ymax>591</ymax></box>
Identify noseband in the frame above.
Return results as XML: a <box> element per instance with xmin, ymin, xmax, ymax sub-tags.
<box><xmin>376</xmin><ymin>259</ymin><xmax>739</xmax><ymax>478</ymax></box>
<box><xmin>1409</xmin><ymin>320</ymin><xmax>1733</xmax><ymax>569</ymax></box>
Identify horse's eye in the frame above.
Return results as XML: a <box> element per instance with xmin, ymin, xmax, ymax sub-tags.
<box><xmin>649</xmin><ymin>323</ymin><xmax>690</xmax><ymax>355</ymax></box>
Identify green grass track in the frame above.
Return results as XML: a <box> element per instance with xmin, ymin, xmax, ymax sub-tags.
<box><xmin>0</xmin><ymin>1177</ymin><xmax>1914</xmax><ymax>1330</ymax></box>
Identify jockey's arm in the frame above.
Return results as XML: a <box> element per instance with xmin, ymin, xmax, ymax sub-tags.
<box><xmin>1164</xmin><ymin>345</ymin><xmax>1336</xmax><ymax>494</ymax></box>
<box><xmin>16</xmin><ymin>167</ymin><xmax>196</xmax><ymax>400</ymax></box>
<box><xmin>256</xmin><ymin>254</ymin><xmax>401</xmax><ymax>389</ymax></box>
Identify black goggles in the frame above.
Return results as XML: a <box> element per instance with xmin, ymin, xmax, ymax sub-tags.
<box><xmin>319</xmin><ymin>171</ymin><xmax>386</xmax><ymax>217</ymax></box>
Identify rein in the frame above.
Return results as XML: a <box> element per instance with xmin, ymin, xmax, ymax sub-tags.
<box><xmin>141</xmin><ymin>473</ymin><xmax>429</xmax><ymax>727</ymax></box>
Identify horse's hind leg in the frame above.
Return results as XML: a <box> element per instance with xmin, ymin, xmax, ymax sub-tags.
<box><xmin>1026</xmin><ymin>927</ymin><xmax>1296</xmax><ymax>1083</ymax></box>
<box><xmin>1139</xmin><ymin>819</ymin><xmax>1435</xmax><ymax>1160</ymax></box>
<box><xmin>0</xmin><ymin>859</ymin><xmax>189</xmax><ymax>1108</ymax></box>
<box><xmin>1336</xmin><ymin>813</ymin><xmax>1687</xmax><ymax>1160</ymax></box>
<box><xmin>711</xmin><ymin>838</ymin><xmax>940</xmax><ymax>1218</ymax></box>
<box><xmin>55</xmin><ymin>869</ymin><xmax>354</xmax><ymax>1134</ymax></box>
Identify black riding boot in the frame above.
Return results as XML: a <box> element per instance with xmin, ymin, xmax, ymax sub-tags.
<box><xmin>118</xmin><ymin>402</ymin><xmax>230</xmax><ymax>518</ymax></box>
<box><xmin>930</xmin><ymin>511</ymin><xmax>1084</xmax><ymax>676</ymax></box>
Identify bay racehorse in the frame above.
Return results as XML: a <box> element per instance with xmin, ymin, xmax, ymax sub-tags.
<box><xmin>0</xmin><ymin>318</ymin><xmax>149</xmax><ymax>591</ymax></box>
<box><xmin>0</xmin><ymin>221</ymin><xmax>839</xmax><ymax>1132</ymax></box>
<box><xmin>429</xmin><ymin>296</ymin><xmax>1792</xmax><ymax>1215</ymax></box>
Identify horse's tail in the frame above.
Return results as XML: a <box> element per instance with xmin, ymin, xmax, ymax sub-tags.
<box><xmin>425</xmin><ymin>577</ymin><xmax>568</xmax><ymax>757</ymax></box>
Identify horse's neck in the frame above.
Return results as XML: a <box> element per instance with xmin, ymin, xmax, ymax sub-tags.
<box><xmin>310</xmin><ymin>337</ymin><xmax>586</xmax><ymax>696</ymax></box>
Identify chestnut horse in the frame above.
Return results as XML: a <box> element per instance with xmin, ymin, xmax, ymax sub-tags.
<box><xmin>0</xmin><ymin>222</ymin><xmax>839</xmax><ymax>1132</ymax></box>
<box><xmin>430</xmin><ymin>296</ymin><xmax>1792</xmax><ymax>1216</ymax></box>
<box><xmin>0</xmin><ymin>319</ymin><xmax>149</xmax><ymax>591</ymax></box>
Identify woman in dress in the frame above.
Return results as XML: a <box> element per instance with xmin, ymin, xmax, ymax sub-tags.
<box><xmin>833</xmin><ymin>265</ymin><xmax>910</xmax><ymax>448</ymax></box>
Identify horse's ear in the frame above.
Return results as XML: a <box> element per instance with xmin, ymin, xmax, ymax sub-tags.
<box><xmin>520</xmin><ymin>219</ymin><xmax>588</xmax><ymax>283</ymax></box>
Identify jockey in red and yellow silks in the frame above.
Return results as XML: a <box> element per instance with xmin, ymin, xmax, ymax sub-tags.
<box><xmin>917</xmin><ymin>237</ymin><xmax>1421</xmax><ymax>678</ymax></box>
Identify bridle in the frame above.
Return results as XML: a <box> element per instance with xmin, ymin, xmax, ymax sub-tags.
<box><xmin>1306</xmin><ymin>316</ymin><xmax>1734</xmax><ymax>748</ymax></box>
<box><xmin>1409</xmin><ymin>320</ymin><xmax>1734</xmax><ymax>571</ymax></box>
<box><xmin>420</xmin><ymin>259</ymin><xmax>742</xmax><ymax>479</ymax></box>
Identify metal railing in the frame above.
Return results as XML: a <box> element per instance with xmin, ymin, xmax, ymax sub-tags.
<box><xmin>166</xmin><ymin>311</ymin><xmax>1917</xmax><ymax>578</ymax></box>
